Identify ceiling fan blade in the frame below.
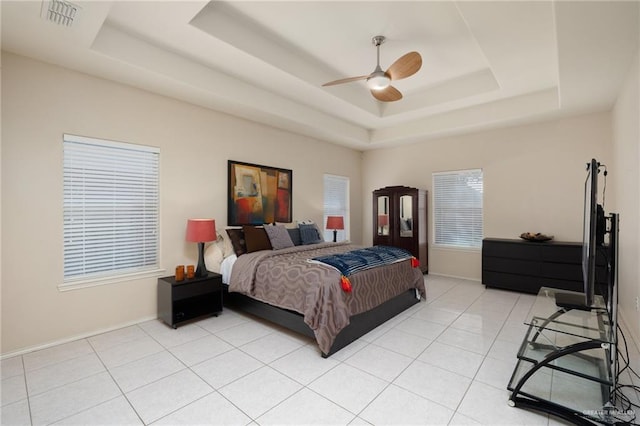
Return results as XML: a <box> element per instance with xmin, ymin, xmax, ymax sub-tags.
<box><xmin>371</xmin><ymin>86</ymin><xmax>402</xmax><ymax>102</ymax></box>
<box><xmin>386</xmin><ymin>51</ymin><xmax>422</xmax><ymax>81</ymax></box>
<box><xmin>322</xmin><ymin>75</ymin><xmax>369</xmax><ymax>87</ymax></box>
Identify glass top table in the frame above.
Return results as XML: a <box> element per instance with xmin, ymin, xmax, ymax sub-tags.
<box><xmin>508</xmin><ymin>287</ymin><xmax>620</xmax><ymax>425</ymax></box>
<box><xmin>523</xmin><ymin>287</ymin><xmax>613</xmax><ymax>344</ymax></box>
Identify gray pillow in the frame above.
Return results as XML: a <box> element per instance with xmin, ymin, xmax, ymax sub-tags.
<box><xmin>264</xmin><ymin>224</ymin><xmax>295</xmax><ymax>250</ymax></box>
<box><xmin>299</xmin><ymin>223</ymin><xmax>323</xmax><ymax>245</ymax></box>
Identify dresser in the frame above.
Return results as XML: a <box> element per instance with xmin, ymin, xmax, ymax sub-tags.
<box><xmin>373</xmin><ymin>186</ymin><xmax>428</xmax><ymax>273</ymax></box>
<box><xmin>482</xmin><ymin>238</ymin><xmax>607</xmax><ymax>294</ymax></box>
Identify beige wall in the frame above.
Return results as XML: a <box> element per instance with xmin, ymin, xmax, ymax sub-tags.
<box><xmin>362</xmin><ymin>112</ymin><xmax>612</xmax><ymax>280</ymax></box>
<box><xmin>0</xmin><ymin>52</ymin><xmax>363</xmax><ymax>355</ymax></box>
<box><xmin>612</xmin><ymin>48</ymin><xmax>640</xmax><ymax>343</ymax></box>
<box><xmin>2</xmin><ymin>48</ymin><xmax>634</xmax><ymax>356</ymax></box>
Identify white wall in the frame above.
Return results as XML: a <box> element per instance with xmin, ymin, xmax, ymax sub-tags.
<box><xmin>612</xmin><ymin>48</ymin><xmax>640</xmax><ymax>344</ymax></box>
<box><xmin>0</xmin><ymin>52</ymin><xmax>363</xmax><ymax>355</ymax></box>
<box><xmin>362</xmin><ymin>112</ymin><xmax>612</xmax><ymax>280</ymax></box>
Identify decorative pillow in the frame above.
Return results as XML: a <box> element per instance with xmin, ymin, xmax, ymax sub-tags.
<box><xmin>242</xmin><ymin>225</ymin><xmax>272</xmax><ymax>253</ymax></box>
<box><xmin>226</xmin><ymin>228</ymin><xmax>247</xmax><ymax>257</ymax></box>
<box><xmin>220</xmin><ymin>232</ymin><xmax>234</xmax><ymax>258</ymax></box>
<box><xmin>264</xmin><ymin>224</ymin><xmax>295</xmax><ymax>250</ymax></box>
<box><xmin>287</xmin><ymin>228</ymin><xmax>302</xmax><ymax>246</ymax></box>
<box><xmin>204</xmin><ymin>243</ymin><xmax>223</xmax><ymax>273</ymax></box>
<box><xmin>299</xmin><ymin>223</ymin><xmax>323</xmax><ymax>245</ymax></box>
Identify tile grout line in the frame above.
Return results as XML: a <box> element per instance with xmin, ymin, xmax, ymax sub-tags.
<box><xmin>351</xmin><ymin>278</ymin><xmax>480</xmax><ymax>424</ymax></box>
<box><xmin>448</xmin><ymin>291</ymin><xmax>533</xmax><ymax>425</ymax></box>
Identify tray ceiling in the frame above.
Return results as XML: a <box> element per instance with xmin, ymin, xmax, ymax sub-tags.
<box><xmin>2</xmin><ymin>1</ymin><xmax>638</xmax><ymax>149</ymax></box>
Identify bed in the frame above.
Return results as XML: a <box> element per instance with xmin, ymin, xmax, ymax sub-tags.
<box><xmin>213</xmin><ymin>235</ymin><xmax>426</xmax><ymax>357</ymax></box>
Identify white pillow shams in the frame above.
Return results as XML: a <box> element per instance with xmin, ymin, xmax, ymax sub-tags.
<box><xmin>204</xmin><ymin>242</ymin><xmax>224</xmax><ymax>273</ymax></box>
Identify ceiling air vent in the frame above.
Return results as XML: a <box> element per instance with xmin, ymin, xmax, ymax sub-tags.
<box><xmin>41</xmin><ymin>0</ymin><xmax>81</xmax><ymax>27</ymax></box>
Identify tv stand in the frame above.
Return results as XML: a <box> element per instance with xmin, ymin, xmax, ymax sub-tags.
<box><xmin>508</xmin><ymin>287</ymin><xmax>616</xmax><ymax>425</ymax></box>
<box><xmin>508</xmin><ymin>213</ymin><xmax>621</xmax><ymax>424</ymax></box>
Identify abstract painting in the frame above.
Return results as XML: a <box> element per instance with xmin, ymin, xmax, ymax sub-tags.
<box><xmin>227</xmin><ymin>160</ymin><xmax>292</xmax><ymax>225</ymax></box>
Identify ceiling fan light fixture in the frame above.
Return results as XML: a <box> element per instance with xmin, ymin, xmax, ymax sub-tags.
<box><xmin>366</xmin><ymin>74</ymin><xmax>391</xmax><ymax>91</ymax></box>
<box><xmin>322</xmin><ymin>34</ymin><xmax>420</xmax><ymax>102</ymax></box>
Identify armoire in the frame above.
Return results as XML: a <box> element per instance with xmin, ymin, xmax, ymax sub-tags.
<box><xmin>372</xmin><ymin>186</ymin><xmax>428</xmax><ymax>273</ymax></box>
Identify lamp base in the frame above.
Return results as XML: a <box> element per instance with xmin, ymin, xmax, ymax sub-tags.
<box><xmin>333</xmin><ymin>229</ymin><xmax>338</xmax><ymax>243</ymax></box>
<box><xmin>195</xmin><ymin>242</ymin><xmax>208</xmax><ymax>278</ymax></box>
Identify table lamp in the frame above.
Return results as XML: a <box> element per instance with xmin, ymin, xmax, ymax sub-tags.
<box><xmin>326</xmin><ymin>216</ymin><xmax>344</xmax><ymax>243</ymax></box>
<box><xmin>186</xmin><ymin>219</ymin><xmax>217</xmax><ymax>277</ymax></box>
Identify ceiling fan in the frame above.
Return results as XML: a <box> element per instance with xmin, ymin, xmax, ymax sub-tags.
<box><xmin>322</xmin><ymin>35</ymin><xmax>422</xmax><ymax>102</ymax></box>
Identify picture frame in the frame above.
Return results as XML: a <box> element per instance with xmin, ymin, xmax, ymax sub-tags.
<box><xmin>227</xmin><ymin>160</ymin><xmax>293</xmax><ymax>225</ymax></box>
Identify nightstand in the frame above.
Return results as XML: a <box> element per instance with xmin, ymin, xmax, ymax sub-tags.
<box><xmin>157</xmin><ymin>272</ymin><xmax>222</xmax><ymax>328</ymax></box>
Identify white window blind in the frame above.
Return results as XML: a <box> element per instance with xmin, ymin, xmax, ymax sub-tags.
<box><xmin>433</xmin><ymin>169</ymin><xmax>483</xmax><ymax>248</ymax></box>
<box><xmin>63</xmin><ymin>134</ymin><xmax>160</xmax><ymax>285</ymax></box>
<box><xmin>323</xmin><ymin>174</ymin><xmax>350</xmax><ymax>242</ymax></box>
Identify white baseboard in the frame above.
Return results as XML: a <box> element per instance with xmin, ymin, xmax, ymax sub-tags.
<box><xmin>617</xmin><ymin>306</ymin><xmax>640</xmax><ymax>354</ymax></box>
<box><xmin>428</xmin><ymin>272</ymin><xmax>482</xmax><ymax>282</ymax></box>
<box><xmin>6</xmin><ymin>293</ymin><xmax>637</xmax><ymax>363</ymax></box>
<box><xmin>1</xmin><ymin>315</ymin><xmax>157</xmax><ymax>360</ymax></box>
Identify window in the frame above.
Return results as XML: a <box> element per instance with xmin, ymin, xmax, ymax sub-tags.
<box><xmin>63</xmin><ymin>134</ymin><xmax>160</xmax><ymax>288</ymax></box>
<box><xmin>323</xmin><ymin>174</ymin><xmax>349</xmax><ymax>242</ymax></box>
<box><xmin>432</xmin><ymin>169</ymin><xmax>483</xmax><ymax>249</ymax></box>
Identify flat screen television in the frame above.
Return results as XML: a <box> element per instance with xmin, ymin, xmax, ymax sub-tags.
<box><xmin>582</xmin><ymin>158</ymin><xmax>599</xmax><ymax>308</ymax></box>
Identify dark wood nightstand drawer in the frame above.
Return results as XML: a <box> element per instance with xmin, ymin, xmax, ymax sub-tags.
<box><xmin>172</xmin><ymin>278</ymin><xmax>222</xmax><ymax>300</ymax></box>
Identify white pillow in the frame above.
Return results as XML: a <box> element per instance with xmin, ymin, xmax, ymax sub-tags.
<box><xmin>204</xmin><ymin>242</ymin><xmax>224</xmax><ymax>273</ymax></box>
<box><xmin>220</xmin><ymin>232</ymin><xmax>234</xmax><ymax>258</ymax></box>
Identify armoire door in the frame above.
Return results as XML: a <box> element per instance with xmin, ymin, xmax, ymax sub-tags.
<box><xmin>373</xmin><ymin>190</ymin><xmax>392</xmax><ymax>247</ymax></box>
<box><xmin>393</xmin><ymin>189</ymin><xmax>417</xmax><ymax>256</ymax></box>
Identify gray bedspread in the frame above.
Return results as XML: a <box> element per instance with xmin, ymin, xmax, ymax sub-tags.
<box><xmin>228</xmin><ymin>242</ymin><xmax>426</xmax><ymax>354</ymax></box>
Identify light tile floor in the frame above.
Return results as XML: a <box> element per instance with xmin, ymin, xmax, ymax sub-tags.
<box><xmin>2</xmin><ymin>275</ymin><xmax>640</xmax><ymax>425</ymax></box>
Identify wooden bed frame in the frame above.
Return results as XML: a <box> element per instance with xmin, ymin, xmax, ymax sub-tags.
<box><xmin>222</xmin><ymin>285</ymin><xmax>420</xmax><ymax>357</ymax></box>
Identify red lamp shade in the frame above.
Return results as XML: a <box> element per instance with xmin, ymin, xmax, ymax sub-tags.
<box><xmin>186</xmin><ymin>219</ymin><xmax>217</xmax><ymax>243</ymax></box>
<box><xmin>378</xmin><ymin>215</ymin><xmax>389</xmax><ymax>226</ymax></box>
<box><xmin>186</xmin><ymin>219</ymin><xmax>216</xmax><ymax>278</ymax></box>
<box><xmin>326</xmin><ymin>216</ymin><xmax>344</xmax><ymax>230</ymax></box>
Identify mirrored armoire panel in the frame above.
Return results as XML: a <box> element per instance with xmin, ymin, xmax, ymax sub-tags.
<box><xmin>372</xmin><ymin>186</ymin><xmax>428</xmax><ymax>273</ymax></box>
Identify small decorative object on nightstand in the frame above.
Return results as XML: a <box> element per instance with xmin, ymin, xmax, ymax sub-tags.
<box><xmin>186</xmin><ymin>218</ymin><xmax>217</xmax><ymax>278</ymax></box>
<box><xmin>186</xmin><ymin>264</ymin><xmax>195</xmax><ymax>279</ymax></box>
<box><xmin>326</xmin><ymin>216</ymin><xmax>344</xmax><ymax>242</ymax></box>
<box><xmin>157</xmin><ymin>272</ymin><xmax>222</xmax><ymax>328</ymax></box>
<box><xmin>175</xmin><ymin>265</ymin><xmax>185</xmax><ymax>282</ymax></box>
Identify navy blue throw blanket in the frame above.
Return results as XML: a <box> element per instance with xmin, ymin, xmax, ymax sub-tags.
<box><xmin>312</xmin><ymin>245</ymin><xmax>413</xmax><ymax>277</ymax></box>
